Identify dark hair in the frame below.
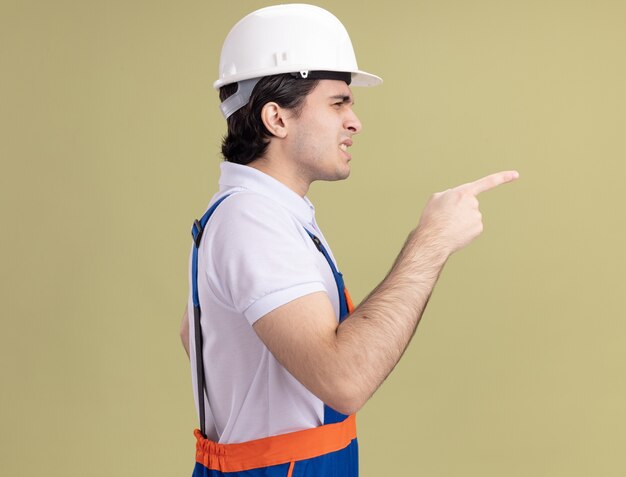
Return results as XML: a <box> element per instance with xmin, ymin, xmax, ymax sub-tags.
<box><xmin>220</xmin><ymin>74</ymin><xmax>319</xmax><ymax>165</ymax></box>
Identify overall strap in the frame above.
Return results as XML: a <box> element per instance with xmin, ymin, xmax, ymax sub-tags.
<box><xmin>192</xmin><ymin>198</ymin><xmax>354</xmax><ymax>435</ymax></box>
<box><xmin>306</xmin><ymin>230</ymin><xmax>354</xmax><ymax>425</ymax></box>
<box><xmin>306</xmin><ymin>231</ymin><xmax>351</xmax><ymax>322</ymax></box>
<box><xmin>191</xmin><ymin>194</ymin><xmax>232</xmax><ymax>438</ymax></box>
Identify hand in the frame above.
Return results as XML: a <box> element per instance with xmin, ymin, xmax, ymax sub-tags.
<box><xmin>416</xmin><ymin>170</ymin><xmax>519</xmax><ymax>255</ymax></box>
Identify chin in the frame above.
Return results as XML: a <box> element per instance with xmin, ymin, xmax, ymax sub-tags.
<box><xmin>330</xmin><ymin>167</ymin><xmax>351</xmax><ymax>182</ymax></box>
<box><xmin>315</xmin><ymin>162</ymin><xmax>351</xmax><ymax>183</ymax></box>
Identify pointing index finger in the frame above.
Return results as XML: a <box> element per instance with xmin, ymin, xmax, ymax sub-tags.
<box><xmin>463</xmin><ymin>170</ymin><xmax>520</xmax><ymax>196</ymax></box>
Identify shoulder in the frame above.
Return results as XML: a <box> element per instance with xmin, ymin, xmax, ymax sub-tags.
<box><xmin>200</xmin><ymin>191</ymin><xmax>325</xmax><ymax>321</ymax></box>
<box><xmin>208</xmin><ymin>191</ymin><xmax>302</xmax><ymax>237</ymax></box>
<box><xmin>202</xmin><ymin>191</ymin><xmax>312</xmax><ymax>262</ymax></box>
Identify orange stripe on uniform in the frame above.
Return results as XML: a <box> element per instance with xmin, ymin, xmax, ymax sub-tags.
<box><xmin>194</xmin><ymin>414</ymin><xmax>357</xmax><ymax>473</ymax></box>
<box><xmin>345</xmin><ymin>288</ymin><xmax>355</xmax><ymax>314</ymax></box>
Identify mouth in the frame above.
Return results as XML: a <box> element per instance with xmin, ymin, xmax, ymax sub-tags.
<box><xmin>339</xmin><ymin>139</ymin><xmax>353</xmax><ymax>156</ymax></box>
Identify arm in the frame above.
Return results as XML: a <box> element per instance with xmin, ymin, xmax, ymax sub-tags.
<box><xmin>253</xmin><ymin>171</ymin><xmax>519</xmax><ymax>415</ymax></box>
<box><xmin>180</xmin><ymin>303</ymin><xmax>190</xmax><ymax>358</ymax></box>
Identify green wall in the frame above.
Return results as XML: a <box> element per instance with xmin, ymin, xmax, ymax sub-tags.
<box><xmin>2</xmin><ymin>1</ymin><xmax>625</xmax><ymax>475</ymax></box>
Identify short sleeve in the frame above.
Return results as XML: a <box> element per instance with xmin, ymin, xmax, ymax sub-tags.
<box><xmin>203</xmin><ymin>192</ymin><xmax>327</xmax><ymax>325</ymax></box>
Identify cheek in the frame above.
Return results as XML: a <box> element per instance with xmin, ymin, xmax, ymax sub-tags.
<box><xmin>291</xmin><ymin>128</ymin><xmax>318</xmax><ymax>162</ymax></box>
<box><xmin>290</xmin><ymin>114</ymin><xmax>337</xmax><ymax>164</ymax></box>
<box><xmin>302</xmin><ymin>123</ymin><xmax>328</xmax><ymax>158</ymax></box>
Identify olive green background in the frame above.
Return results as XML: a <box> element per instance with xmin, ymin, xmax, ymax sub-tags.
<box><xmin>2</xmin><ymin>0</ymin><xmax>625</xmax><ymax>475</ymax></box>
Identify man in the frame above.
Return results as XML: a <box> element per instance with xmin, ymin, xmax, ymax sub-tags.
<box><xmin>181</xmin><ymin>4</ymin><xmax>518</xmax><ymax>476</ymax></box>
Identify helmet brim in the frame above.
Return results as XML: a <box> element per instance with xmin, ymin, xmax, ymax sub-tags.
<box><xmin>350</xmin><ymin>70</ymin><xmax>383</xmax><ymax>87</ymax></box>
<box><xmin>214</xmin><ymin>69</ymin><xmax>382</xmax><ymax>89</ymax></box>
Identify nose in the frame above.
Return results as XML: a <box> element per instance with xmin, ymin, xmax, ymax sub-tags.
<box><xmin>345</xmin><ymin>107</ymin><xmax>362</xmax><ymax>134</ymax></box>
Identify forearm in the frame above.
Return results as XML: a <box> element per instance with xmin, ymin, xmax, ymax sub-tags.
<box><xmin>253</xmin><ymin>171</ymin><xmax>518</xmax><ymax>415</ymax></box>
<box><xmin>333</xmin><ymin>227</ymin><xmax>449</xmax><ymax>412</ymax></box>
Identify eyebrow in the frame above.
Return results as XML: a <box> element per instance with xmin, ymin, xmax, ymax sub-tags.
<box><xmin>329</xmin><ymin>94</ymin><xmax>354</xmax><ymax>105</ymax></box>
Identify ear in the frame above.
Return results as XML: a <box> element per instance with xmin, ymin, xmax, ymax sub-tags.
<box><xmin>261</xmin><ymin>102</ymin><xmax>288</xmax><ymax>138</ymax></box>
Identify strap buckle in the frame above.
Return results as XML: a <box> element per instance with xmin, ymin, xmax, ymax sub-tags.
<box><xmin>192</xmin><ymin>219</ymin><xmax>204</xmax><ymax>248</ymax></box>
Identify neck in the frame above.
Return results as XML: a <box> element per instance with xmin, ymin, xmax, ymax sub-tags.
<box><xmin>248</xmin><ymin>156</ymin><xmax>310</xmax><ymax>197</ymax></box>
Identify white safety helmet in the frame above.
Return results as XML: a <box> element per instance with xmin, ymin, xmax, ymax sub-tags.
<box><xmin>215</xmin><ymin>4</ymin><xmax>382</xmax><ymax>118</ymax></box>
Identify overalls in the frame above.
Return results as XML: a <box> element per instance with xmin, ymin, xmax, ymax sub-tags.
<box><xmin>190</xmin><ymin>194</ymin><xmax>358</xmax><ymax>477</ymax></box>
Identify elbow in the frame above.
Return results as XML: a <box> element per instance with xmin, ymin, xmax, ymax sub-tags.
<box><xmin>322</xmin><ymin>380</ymin><xmax>368</xmax><ymax>416</ymax></box>
<box><xmin>328</xmin><ymin>400</ymin><xmax>363</xmax><ymax>417</ymax></box>
<box><xmin>313</xmin><ymin>356</ymin><xmax>373</xmax><ymax>415</ymax></box>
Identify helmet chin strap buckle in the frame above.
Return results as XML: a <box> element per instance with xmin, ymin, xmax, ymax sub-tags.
<box><xmin>219</xmin><ymin>77</ymin><xmax>262</xmax><ymax>119</ymax></box>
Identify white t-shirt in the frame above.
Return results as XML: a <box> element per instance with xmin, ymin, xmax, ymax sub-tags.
<box><xmin>188</xmin><ymin>162</ymin><xmax>341</xmax><ymax>444</ymax></box>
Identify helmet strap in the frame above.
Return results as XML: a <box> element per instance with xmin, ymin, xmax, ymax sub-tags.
<box><xmin>219</xmin><ymin>77</ymin><xmax>262</xmax><ymax>119</ymax></box>
<box><xmin>220</xmin><ymin>71</ymin><xmax>352</xmax><ymax>119</ymax></box>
